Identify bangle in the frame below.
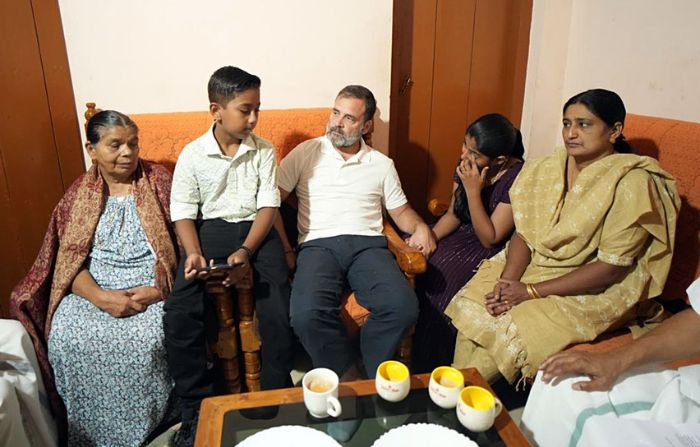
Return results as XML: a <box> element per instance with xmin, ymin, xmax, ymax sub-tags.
<box><xmin>237</xmin><ymin>245</ymin><xmax>253</xmax><ymax>259</ymax></box>
<box><xmin>284</xmin><ymin>249</ymin><xmax>294</xmax><ymax>254</ymax></box>
<box><xmin>526</xmin><ymin>283</ymin><xmax>542</xmax><ymax>300</ymax></box>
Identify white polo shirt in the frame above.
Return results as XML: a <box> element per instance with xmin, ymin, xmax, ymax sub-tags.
<box><xmin>278</xmin><ymin>136</ymin><xmax>408</xmax><ymax>244</ymax></box>
<box><xmin>170</xmin><ymin>125</ymin><xmax>280</xmax><ymax>222</ymax></box>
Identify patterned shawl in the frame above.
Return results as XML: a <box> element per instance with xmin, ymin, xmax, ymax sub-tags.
<box><xmin>9</xmin><ymin>159</ymin><xmax>178</xmax><ymax>434</ymax></box>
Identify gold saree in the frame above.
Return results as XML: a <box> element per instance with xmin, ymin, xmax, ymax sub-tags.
<box><xmin>444</xmin><ymin>148</ymin><xmax>680</xmax><ymax>383</ymax></box>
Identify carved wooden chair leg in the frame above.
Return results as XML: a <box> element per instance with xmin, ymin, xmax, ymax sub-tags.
<box><xmin>235</xmin><ymin>269</ymin><xmax>261</xmax><ymax>392</ymax></box>
<box><xmin>398</xmin><ymin>271</ymin><xmax>417</xmax><ymax>365</ymax></box>
<box><xmin>398</xmin><ymin>326</ymin><xmax>415</xmax><ymax>366</ymax></box>
<box><xmin>205</xmin><ymin>279</ymin><xmax>241</xmax><ymax>394</ymax></box>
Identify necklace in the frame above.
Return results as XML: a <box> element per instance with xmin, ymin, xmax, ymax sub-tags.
<box><xmin>488</xmin><ymin>158</ymin><xmax>516</xmax><ymax>185</ymax></box>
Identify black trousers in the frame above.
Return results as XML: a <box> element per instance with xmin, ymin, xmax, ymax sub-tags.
<box><xmin>290</xmin><ymin>235</ymin><xmax>418</xmax><ymax>378</ymax></box>
<box><xmin>164</xmin><ymin>219</ymin><xmax>295</xmax><ymax>401</ymax></box>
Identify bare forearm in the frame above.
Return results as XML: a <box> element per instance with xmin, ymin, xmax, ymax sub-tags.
<box><xmin>71</xmin><ymin>268</ymin><xmax>104</xmax><ymax>305</ymax></box>
<box><xmin>174</xmin><ymin>219</ymin><xmax>202</xmax><ymax>257</ymax></box>
<box><xmin>617</xmin><ymin>309</ymin><xmax>700</xmax><ymax>369</ymax></box>
<box><xmin>390</xmin><ymin>205</ymin><xmax>428</xmax><ymax>235</ymax></box>
<box><xmin>273</xmin><ymin>211</ymin><xmax>294</xmax><ymax>252</ymax></box>
<box><xmin>500</xmin><ymin>233</ymin><xmax>531</xmax><ymax>280</ymax></box>
<box><xmin>466</xmin><ymin>189</ymin><xmax>498</xmax><ymax>247</ymax></box>
<box><xmin>534</xmin><ymin>260</ymin><xmax>628</xmax><ymax>297</ymax></box>
<box><xmin>432</xmin><ymin>212</ymin><xmax>460</xmax><ymax>241</ymax></box>
<box><xmin>243</xmin><ymin>207</ymin><xmax>276</xmax><ymax>252</ymax></box>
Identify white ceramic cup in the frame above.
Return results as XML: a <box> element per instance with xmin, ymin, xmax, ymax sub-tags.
<box><xmin>375</xmin><ymin>360</ymin><xmax>411</xmax><ymax>402</ymax></box>
<box><xmin>456</xmin><ymin>386</ymin><xmax>503</xmax><ymax>432</ymax></box>
<box><xmin>428</xmin><ymin>366</ymin><xmax>465</xmax><ymax>409</ymax></box>
<box><xmin>302</xmin><ymin>368</ymin><xmax>342</xmax><ymax>418</ymax></box>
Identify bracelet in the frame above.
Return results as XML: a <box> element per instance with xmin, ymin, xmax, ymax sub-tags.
<box><xmin>284</xmin><ymin>249</ymin><xmax>294</xmax><ymax>254</ymax></box>
<box><xmin>525</xmin><ymin>284</ymin><xmax>536</xmax><ymax>300</ymax></box>
<box><xmin>525</xmin><ymin>283</ymin><xmax>542</xmax><ymax>300</ymax></box>
<box><xmin>237</xmin><ymin>245</ymin><xmax>254</xmax><ymax>259</ymax></box>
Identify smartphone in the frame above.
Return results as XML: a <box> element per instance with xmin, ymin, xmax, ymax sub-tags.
<box><xmin>196</xmin><ymin>262</ymin><xmax>245</xmax><ymax>275</ymax></box>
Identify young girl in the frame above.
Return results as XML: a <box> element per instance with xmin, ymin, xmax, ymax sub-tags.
<box><xmin>410</xmin><ymin>113</ymin><xmax>524</xmax><ymax>372</ymax></box>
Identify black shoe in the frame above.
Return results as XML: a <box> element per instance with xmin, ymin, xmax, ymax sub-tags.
<box><xmin>172</xmin><ymin>422</ymin><xmax>196</xmax><ymax>447</ymax></box>
<box><xmin>172</xmin><ymin>403</ymin><xmax>200</xmax><ymax>447</ymax></box>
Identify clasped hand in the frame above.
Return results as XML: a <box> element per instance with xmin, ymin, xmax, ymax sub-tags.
<box><xmin>100</xmin><ymin>286</ymin><xmax>161</xmax><ymax>318</ymax></box>
<box><xmin>406</xmin><ymin>224</ymin><xmax>437</xmax><ymax>258</ymax></box>
<box><xmin>484</xmin><ymin>279</ymin><xmax>530</xmax><ymax>316</ymax></box>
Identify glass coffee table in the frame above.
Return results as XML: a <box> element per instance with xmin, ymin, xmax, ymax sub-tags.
<box><xmin>195</xmin><ymin>368</ymin><xmax>531</xmax><ymax>446</ymax></box>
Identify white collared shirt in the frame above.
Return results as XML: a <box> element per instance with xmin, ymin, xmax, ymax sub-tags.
<box><xmin>170</xmin><ymin>125</ymin><xmax>280</xmax><ymax>222</ymax></box>
<box><xmin>278</xmin><ymin>136</ymin><xmax>407</xmax><ymax>244</ymax></box>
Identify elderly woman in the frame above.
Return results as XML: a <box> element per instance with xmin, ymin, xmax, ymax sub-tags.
<box><xmin>10</xmin><ymin>110</ymin><xmax>178</xmax><ymax>446</ymax></box>
<box><xmin>444</xmin><ymin>89</ymin><xmax>680</xmax><ymax>384</ymax></box>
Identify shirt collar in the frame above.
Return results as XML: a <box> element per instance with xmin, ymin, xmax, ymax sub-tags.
<box><xmin>322</xmin><ymin>135</ymin><xmax>373</xmax><ymax>163</ymax></box>
<box><xmin>204</xmin><ymin>124</ymin><xmax>256</xmax><ymax>159</ymax></box>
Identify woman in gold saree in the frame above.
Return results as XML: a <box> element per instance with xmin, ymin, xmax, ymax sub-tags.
<box><xmin>444</xmin><ymin>89</ymin><xmax>680</xmax><ymax>384</ymax></box>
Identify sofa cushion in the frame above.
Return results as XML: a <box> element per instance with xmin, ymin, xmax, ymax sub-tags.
<box><xmin>130</xmin><ymin>108</ymin><xmax>330</xmax><ymax>172</ymax></box>
<box><xmin>567</xmin><ymin>114</ymin><xmax>700</xmax><ymax>363</ymax></box>
<box><xmin>625</xmin><ymin>114</ymin><xmax>700</xmax><ymax>302</ymax></box>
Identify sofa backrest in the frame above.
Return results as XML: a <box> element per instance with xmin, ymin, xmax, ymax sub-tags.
<box><xmin>127</xmin><ymin>108</ymin><xmax>330</xmax><ymax>172</ymax></box>
<box><xmin>625</xmin><ymin>113</ymin><xmax>700</xmax><ymax>301</ymax></box>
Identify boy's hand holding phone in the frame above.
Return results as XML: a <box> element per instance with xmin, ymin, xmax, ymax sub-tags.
<box><xmin>184</xmin><ymin>253</ymin><xmax>207</xmax><ymax>280</ymax></box>
<box><xmin>224</xmin><ymin>247</ymin><xmax>251</xmax><ymax>286</ymax></box>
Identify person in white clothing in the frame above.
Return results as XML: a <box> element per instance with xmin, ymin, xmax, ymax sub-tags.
<box><xmin>277</xmin><ymin>85</ymin><xmax>436</xmax><ymax>378</ymax></box>
<box><xmin>0</xmin><ymin>319</ymin><xmax>57</xmax><ymax>447</ymax></box>
<box><xmin>521</xmin><ymin>277</ymin><xmax>700</xmax><ymax>446</ymax></box>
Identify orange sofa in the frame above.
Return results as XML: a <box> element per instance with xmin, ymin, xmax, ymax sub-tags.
<box><xmin>566</xmin><ymin>113</ymin><xmax>700</xmax><ymax>360</ymax></box>
<box><xmin>84</xmin><ymin>104</ymin><xmax>424</xmax><ymax>359</ymax></box>
<box><xmin>85</xmin><ymin>105</ymin><xmax>330</xmax><ymax>171</ymax></box>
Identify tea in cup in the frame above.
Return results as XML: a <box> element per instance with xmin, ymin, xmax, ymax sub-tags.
<box><xmin>302</xmin><ymin>368</ymin><xmax>342</xmax><ymax>418</ymax></box>
<box><xmin>428</xmin><ymin>366</ymin><xmax>464</xmax><ymax>409</ymax></box>
<box><xmin>375</xmin><ymin>360</ymin><xmax>410</xmax><ymax>402</ymax></box>
<box><xmin>456</xmin><ymin>386</ymin><xmax>503</xmax><ymax>432</ymax></box>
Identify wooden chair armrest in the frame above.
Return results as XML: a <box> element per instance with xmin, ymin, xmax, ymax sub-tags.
<box><xmin>382</xmin><ymin>221</ymin><xmax>427</xmax><ymax>275</ymax></box>
<box><xmin>428</xmin><ymin>198</ymin><xmax>449</xmax><ymax>217</ymax></box>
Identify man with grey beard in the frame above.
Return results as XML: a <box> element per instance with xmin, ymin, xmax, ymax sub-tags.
<box><xmin>277</xmin><ymin>85</ymin><xmax>436</xmax><ymax>379</ymax></box>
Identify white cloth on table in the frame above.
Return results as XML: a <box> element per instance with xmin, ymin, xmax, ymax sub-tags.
<box><xmin>521</xmin><ymin>277</ymin><xmax>700</xmax><ymax>447</ymax></box>
<box><xmin>0</xmin><ymin>319</ymin><xmax>57</xmax><ymax>447</ymax></box>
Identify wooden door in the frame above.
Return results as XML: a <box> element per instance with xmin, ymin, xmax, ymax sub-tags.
<box><xmin>0</xmin><ymin>0</ymin><xmax>83</xmax><ymax>317</ymax></box>
<box><xmin>390</xmin><ymin>0</ymin><xmax>532</xmax><ymax>218</ymax></box>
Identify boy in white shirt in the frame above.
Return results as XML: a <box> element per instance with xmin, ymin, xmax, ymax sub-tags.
<box><xmin>165</xmin><ymin>66</ymin><xmax>294</xmax><ymax>447</ymax></box>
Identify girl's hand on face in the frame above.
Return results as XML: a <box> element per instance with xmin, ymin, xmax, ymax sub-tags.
<box><xmin>456</xmin><ymin>156</ymin><xmax>489</xmax><ymax>193</ymax></box>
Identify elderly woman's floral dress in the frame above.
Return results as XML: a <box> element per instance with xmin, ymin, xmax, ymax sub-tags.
<box><xmin>49</xmin><ymin>195</ymin><xmax>172</xmax><ymax>447</ymax></box>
